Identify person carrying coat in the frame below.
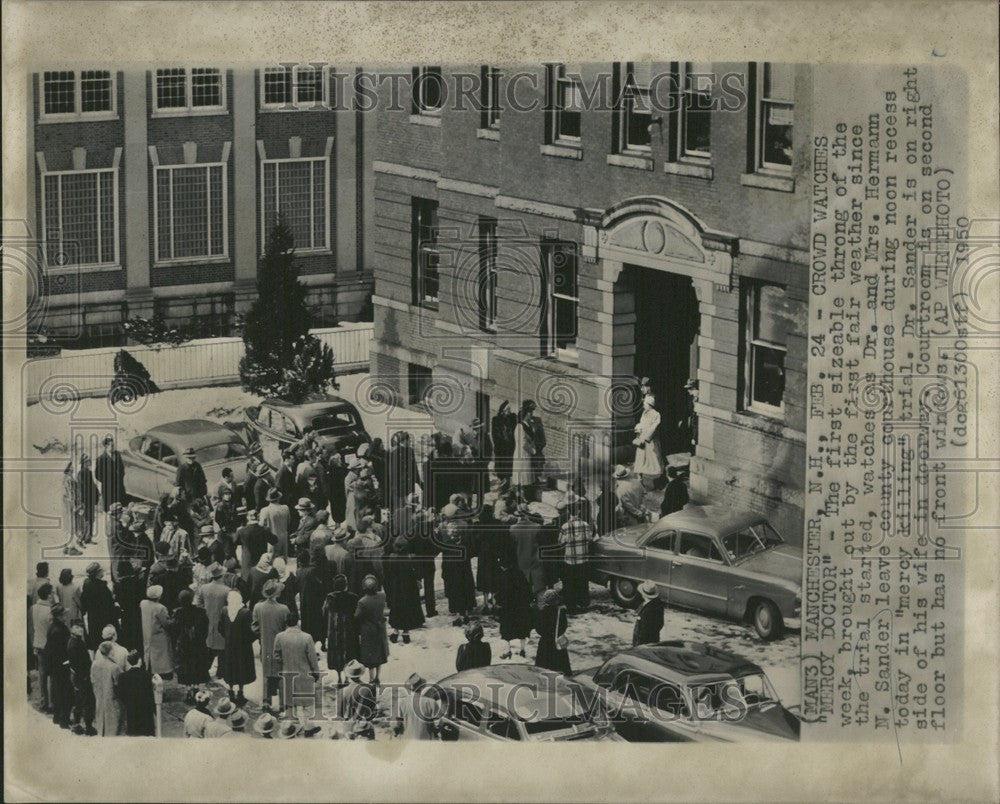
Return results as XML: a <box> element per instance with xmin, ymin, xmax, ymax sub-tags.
<box><xmin>323</xmin><ymin>574</ymin><xmax>360</xmax><ymax>686</ymax></box>
<box><xmin>171</xmin><ymin>589</ymin><xmax>210</xmax><ymax>702</ymax></box>
<box><xmin>632</xmin><ymin>581</ymin><xmax>665</xmax><ymax>646</ymax></box>
<box><xmin>534</xmin><ymin>589</ymin><xmax>571</xmax><ymax>675</ymax></box>
<box><xmin>220</xmin><ymin>589</ymin><xmax>256</xmax><ymax>705</ymax></box>
<box><xmin>252</xmin><ymin>579</ymin><xmax>290</xmax><ymax>711</ymax></box>
<box><xmin>90</xmin><ymin>640</ymin><xmax>124</xmax><ymax>736</ymax></box>
<box><xmin>140</xmin><ymin>585</ymin><xmax>175</xmax><ymax>677</ymax></box>
<box><xmin>117</xmin><ymin>649</ymin><xmax>156</xmax><ymax>736</ymax></box>
<box><xmin>272</xmin><ymin>614</ymin><xmax>321</xmax><ymax>715</ymax></box>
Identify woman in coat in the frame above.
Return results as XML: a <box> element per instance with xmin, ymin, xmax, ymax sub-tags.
<box><xmin>455</xmin><ymin>622</ymin><xmax>492</xmax><ymax>671</ymax></box>
<box><xmin>474</xmin><ymin>504</ymin><xmax>503</xmax><ymax>613</ymax></box>
<box><xmin>494</xmin><ymin>547</ymin><xmax>533</xmax><ymax>660</ymax></box>
<box><xmin>386</xmin><ymin>535</ymin><xmax>425</xmax><ymax>643</ymax></box>
<box><xmin>80</xmin><ymin>563</ymin><xmax>118</xmax><ymax>652</ymax></box>
<box><xmin>219</xmin><ymin>589</ymin><xmax>256</xmax><ymax>705</ymax></box>
<box><xmin>323</xmin><ymin>574</ymin><xmax>360</xmax><ymax>686</ymax></box>
<box><xmin>438</xmin><ymin>509</ymin><xmax>477</xmax><ymax>625</ymax></box>
<box><xmin>355</xmin><ymin>576</ymin><xmax>389</xmax><ymax>684</ymax></box>
<box><xmin>76</xmin><ymin>454</ymin><xmax>99</xmax><ymax>545</ymax></box>
<box><xmin>325</xmin><ymin>450</ymin><xmax>349</xmax><ymax>525</ymax></box>
<box><xmin>115</xmin><ymin>562</ymin><xmax>146</xmax><ymax>653</ymax></box>
<box><xmin>139</xmin><ymin>585</ymin><xmax>175</xmax><ymax>677</ymax></box>
<box><xmin>61</xmin><ymin>461</ymin><xmax>83</xmax><ymax>555</ymax></box>
<box><xmin>633</xmin><ymin>393</ymin><xmax>665</xmax><ymax>489</ymax></box>
<box><xmin>297</xmin><ymin>547</ymin><xmax>331</xmax><ymax>648</ymax></box>
<box><xmin>171</xmin><ymin>589</ymin><xmax>210</xmax><ymax>702</ymax></box>
<box><xmin>534</xmin><ymin>589</ymin><xmax>571</xmax><ymax>675</ymax></box>
<box><xmin>117</xmin><ymin>650</ymin><xmax>156</xmax><ymax>736</ymax></box>
<box><xmin>90</xmin><ymin>640</ymin><xmax>124</xmax><ymax>736</ymax></box>
<box><xmin>386</xmin><ymin>431</ymin><xmax>420</xmax><ymax>513</ymax></box>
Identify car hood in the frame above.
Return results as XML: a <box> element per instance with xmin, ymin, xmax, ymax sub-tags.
<box><xmin>598</xmin><ymin>523</ymin><xmax>649</xmax><ymax>549</ymax></box>
<box><xmin>737</xmin><ymin>545</ymin><xmax>802</xmax><ymax>585</ymax></box>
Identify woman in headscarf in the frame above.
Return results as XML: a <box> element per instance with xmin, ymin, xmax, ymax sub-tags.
<box><xmin>534</xmin><ymin>589</ymin><xmax>571</xmax><ymax>675</ymax></box>
<box><xmin>355</xmin><ymin>575</ymin><xmax>389</xmax><ymax>685</ymax></box>
<box><xmin>90</xmin><ymin>640</ymin><xmax>124</xmax><ymax>736</ymax></box>
<box><xmin>386</xmin><ymin>533</ymin><xmax>425</xmax><ymax>644</ymax></box>
<box><xmin>323</xmin><ymin>574</ymin><xmax>359</xmax><ymax>687</ymax></box>
<box><xmin>61</xmin><ymin>460</ymin><xmax>83</xmax><ymax>555</ymax></box>
<box><xmin>171</xmin><ymin>589</ymin><xmax>210</xmax><ymax>702</ymax></box>
<box><xmin>219</xmin><ymin>589</ymin><xmax>255</xmax><ymax>705</ymax></box>
<box><xmin>247</xmin><ymin>552</ymin><xmax>277</xmax><ymax>609</ymax></box>
<box><xmin>140</xmin><ymin>585</ymin><xmax>175</xmax><ymax>678</ymax></box>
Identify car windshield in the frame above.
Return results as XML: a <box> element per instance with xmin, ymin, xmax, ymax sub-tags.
<box><xmin>509</xmin><ymin>685</ymin><xmax>596</xmax><ymax>735</ymax></box>
<box><xmin>721</xmin><ymin>522</ymin><xmax>783</xmax><ymax>562</ymax></box>
<box><xmin>310</xmin><ymin>409</ymin><xmax>359</xmax><ymax>433</ymax></box>
<box><xmin>196</xmin><ymin>440</ymin><xmax>248</xmax><ymax>463</ymax></box>
<box><xmin>688</xmin><ymin>673</ymin><xmax>778</xmax><ymax>719</ymax></box>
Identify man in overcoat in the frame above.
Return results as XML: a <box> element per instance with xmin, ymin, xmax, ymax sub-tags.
<box><xmin>252</xmin><ymin>579</ymin><xmax>290</xmax><ymax>712</ymax></box>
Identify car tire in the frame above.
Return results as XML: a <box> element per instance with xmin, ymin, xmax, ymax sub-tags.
<box><xmin>610</xmin><ymin>577</ymin><xmax>641</xmax><ymax>609</ymax></box>
<box><xmin>751</xmin><ymin>599</ymin><xmax>784</xmax><ymax>641</ymax></box>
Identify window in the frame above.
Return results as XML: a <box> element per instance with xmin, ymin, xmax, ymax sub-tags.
<box><xmin>261</xmin><ymin>157</ymin><xmax>329</xmax><ymax>251</ymax></box>
<box><xmin>478</xmin><ymin>216</ymin><xmax>498</xmax><ymax>330</ymax></box>
<box><xmin>618</xmin><ymin>63</ymin><xmax>652</xmax><ymax>151</ymax></box>
<box><xmin>42</xmin><ymin>168</ymin><xmax>118</xmax><ymax>268</ymax></box>
<box><xmin>261</xmin><ymin>64</ymin><xmax>327</xmax><ymax>109</ymax></box>
<box><xmin>486</xmin><ymin>714</ymin><xmax>521</xmax><ymax>740</ymax></box>
<box><xmin>680</xmin><ymin>62</ymin><xmax>712</xmax><ymax>158</ymax></box>
<box><xmin>154</xmin><ymin>164</ymin><xmax>227</xmax><ymax>262</ymax></box>
<box><xmin>653</xmin><ymin>683</ymin><xmax>689</xmax><ymax>717</ymax></box>
<box><xmin>541</xmin><ymin>239</ymin><xmax>578</xmax><ymax>360</ymax></box>
<box><xmin>548</xmin><ymin>64</ymin><xmax>583</xmax><ymax>142</ymax></box>
<box><xmin>454</xmin><ymin>697</ymin><xmax>486</xmax><ymax>728</ymax></box>
<box><xmin>159</xmin><ymin>443</ymin><xmax>178</xmax><ymax>467</ymax></box>
<box><xmin>480</xmin><ymin>65</ymin><xmax>501</xmax><ymax>129</ymax></box>
<box><xmin>645</xmin><ymin>531</ymin><xmax>676</xmax><ymax>552</ymax></box>
<box><xmin>155</xmin><ymin>68</ymin><xmax>225</xmax><ymax>113</ymax></box>
<box><xmin>743</xmin><ymin>281</ymin><xmax>787</xmax><ymax>414</ymax></box>
<box><xmin>756</xmin><ymin>63</ymin><xmax>793</xmax><ymax>169</ymax></box>
<box><xmin>42</xmin><ymin>70</ymin><xmax>115</xmax><ymax>118</ymax></box>
<box><xmin>411</xmin><ymin>198</ymin><xmax>439</xmax><ymax>308</ymax></box>
<box><xmin>411</xmin><ymin>66</ymin><xmax>443</xmax><ymax>114</ymax></box>
<box><xmin>678</xmin><ymin>532</ymin><xmax>724</xmax><ymax>563</ymax></box>
<box><xmin>408</xmin><ymin>363</ymin><xmax>433</xmax><ymax>407</ymax></box>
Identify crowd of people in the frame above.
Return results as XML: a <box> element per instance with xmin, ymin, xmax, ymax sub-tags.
<box><xmin>29</xmin><ymin>386</ymin><xmax>688</xmax><ymax>739</ymax></box>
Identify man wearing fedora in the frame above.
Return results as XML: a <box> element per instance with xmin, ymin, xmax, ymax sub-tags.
<box><xmin>248</xmin><ymin>457</ymin><xmax>274</xmax><ymax>513</ymax></box>
<box><xmin>292</xmin><ymin>497</ymin><xmax>319</xmax><ymax>553</ymax></box>
<box><xmin>252</xmin><ymin>711</ymin><xmax>278</xmax><ymax>739</ymax></box>
<box><xmin>213</xmin><ymin>485</ymin><xmax>239</xmax><ymax>560</ymax></box>
<box><xmin>613</xmin><ymin>464</ymin><xmax>651</xmax><ymax>528</ymax></box>
<box><xmin>80</xmin><ymin>563</ymin><xmax>118</xmax><ymax>652</ymax></box>
<box><xmin>274</xmin><ymin>450</ymin><xmax>300</xmax><ymax>528</ymax></box>
<box><xmin>272</xmin><ymin>613</ymin><xmax>322</xmax><ymax>720</ymax></box>
<box><xmin>199</xmin><ymin>564</ymin><xmax>230</xmax><ymax>678</ymax></box>
<box><xmin>140</xmin><ymin>585</ymin><xmax>175</xmax><ymax>677</ymax></box>
<box><xmin>183</xmin><ymin>689</ymin><xmax>214</xmax><ymax>737</ymax></box>
<box><xmin>67</xmin><ymin>619</ymin><xmax>96</xmax><ymax>735</ymax></box>
<box><xmin>325</xmin><ymin>524</ymin><xmax>355</xmax><ymax>580</ymax></box>
<box><xmin>95</xmin><ymin>434</ymin><xmax>126</xmax><ymax>529</ymax></box>
<box><xmin>633</xmin><ymin>581</ymin><xmax>666</xmax><ymax>646</ymax></box>
<box><xmin>252</xmin><ymin>578</ymin><xmax>290</xmax><ymax>713</ymax></box>
<box><xmin>175</xmin><ymin>447</ymin><xmax>208</xmax><ymax>505</ymax></box>
<box><xmin>44</xmin><ymin>603</ymin><xmax>73</xmax><ymax>728</ymax></box>
<box><xmin>260</xmin><ymin>487</ymin><xmax>291</xmax><ymax>561</ymax></box>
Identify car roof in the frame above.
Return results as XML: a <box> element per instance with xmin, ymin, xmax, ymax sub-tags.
<box><xmin>262</xmin><ymin>395</ymin><xmax>359</xmax><ymax>426</ymax></box>
<box><xmin>438</xmin><ymin>665</ymin><xmax>581</xmax><ymax>708</ymax></box>
<box><xmin>613</xmin><ymin>641</ymin><xmax>764</xmax><ymax>682</ymax></box>
<box><xmin>652</xmin><ymin>505</ymin><xmax>767</xmax><ymax>538</ymax></box>
<box><xmin>145</xmin><ymin>420</ymin><xmax>241</xmax><ymax>449</ymax></box>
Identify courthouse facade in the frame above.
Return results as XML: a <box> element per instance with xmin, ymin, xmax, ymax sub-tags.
<box><xmin>26</xmin><ymin>66</ymin><xmax>374</xmax><ymax>345</ymax></box>
<box><xmin>370</xmin><ymin>63</ymin><xmax>811</xmax><ymax>543</ymax></box>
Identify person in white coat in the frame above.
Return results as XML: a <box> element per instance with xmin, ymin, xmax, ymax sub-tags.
<box><xmin>632</xmin><ymin>394</ymin><xmax>665</xmax><ymax>490</ymax></box>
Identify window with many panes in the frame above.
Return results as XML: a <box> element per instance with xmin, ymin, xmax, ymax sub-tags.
<box><xmin>755</xmin><ymin>63</ymin><xmax>793</xmax><ymax>170</ymax></box>
<box><xmin>154</xmin><ymin>68</ymin><xmax>225</xmax><ymax>113</ymax></box>
<box><xmin>743</xmin><ymin>280</ymin><xmax>787</xmax><ymax>416</ymax></box>
<box><xmin>617</xmin><ymin>62</ymin><xmax>652</xmax><ymax>151</ymax></box>
<box><xmin>411</xmin><ymin>198</ymin><xmax>439</xmax><ymax>308</ymax></box>
<box><xmin>541</xmin><ymin>238</ymin><xmax>578</xmax><ymax>360</ymax></box>
<box><xmin>411</xmin><ymin>67</ymin><xmax>443</xmax><ymax>114</ymax></box>
<box><xmin>680</xmin><ymin>62</ymin><xmax>712</xmax><ymax>158</ymax></box>
<box><xmin>480</xmin><ymin>65</ymin><xmax>501</xmax><ymax>129</ymax></box>
<box><xmin>478</xmin><ymin>216</ymin><xmax>498</xmax><ymax>330</ymax></box>
<box><xmin>548</xmin><ymin>64</ymin><xmax>583</xmax><ymax>142</ymax></box>
<box><xmin>42</xmin><ymin>71</ymin><xmax>115</xmax><ymax>118</ymax></box>
<box><xmin>42</xmin><ymin>169</ymin><xmax>118</xmax><ymax>267</ymax></box>
<box><xmin>260</xmin><ymin>157</ymin><xmax>329</xmax><ymax>251</ymax></box>
<box><xmin>260</xmin><ymin>65</ymin><xmax>327</xmax><ymax>109</ymax></box>
<box><xmin>154</xmin><ymin>164</ymin><xmax>227</xmax><ymax>262</ymax></box>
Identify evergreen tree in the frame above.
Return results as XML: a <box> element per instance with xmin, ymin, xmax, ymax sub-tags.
<box><xmin>109</xmin><ymin>349</ymin><xmax>161</xmax><ymax>405</ymax></box>
<box><xmin>239</xmin><ymin>218</ymin><xmax>337</xmax><ymax>401</ymax></box>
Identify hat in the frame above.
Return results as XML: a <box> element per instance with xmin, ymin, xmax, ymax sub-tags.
<box><xmin>334</xmin><ymin>524</ymin><xmax>354</xmax><ymax>543</ymax></box>
<box><xmin>344</xmin><ymin>659</ymin><xmax>366</xmax><ymax>681</ymax></box>
<box><xmin>214</xmin><ymin>698</ymin><xmax>236</xmax><ymax>718</ymax></box>
<box><xmin>199</xmin><ymin>524</ymin><xmax>214</xmax><ymax>535</ymax></box>
<box><xmin>332</xmin><ymin>574</ymin><xmax>348</xmax><ymax>592</ymax></box>
<box><xmin>405</xmin><ymin>672</ymin><xmax>426</xmax><ymax>692</ymax></box>
<box><xmin>129</xmin><ymin>520</ymin><xmax>147</xmax><ymax>533</ymax></box>
<box><xmin>295</xmin><ymin>497</ymin><xmax>315</xmax><ymax>511</ymax></box>
<box><xmin>229</xmin><ymin>709</ymin><xmax>248</xmax><ymax>731</ymax></box>
<box><xmin>266</xmin><ymin>488</ymin><xmax>281</xmax><ymax>502</ymax></box>
<box><xmin>86</xmin><ymin>562</ymin><xmax>103</xmax><ymax>577</ymax></box>
<box><xmin>146</xmin><ymin>585</ymin><xmax>163</xmax><ymax>600</ymax></box>
<box><xmin>262</xmin><ymin>579</ymin><xmax>283</xmax><ymax>599</ymax></box>
<box><xmin>194</xmin><ymin>689</ymin><xmax>212</xmax><ymax>705</ymax></box>
<box><xmin>638</xmin><ymin>580</ymin><xmax>659</xmax><ymax>600</ymax></box>
<box><xmin>209</xmin><ymin>564</ymin><xmax>224</xmax><ymax>579</ymax></box>
<box><xmin>50</xmin><ymin>603</ymin><xmax>65</xmax><ymax>619</ymax></box>
<box><xmin>101</xmin><ymin>624</ymin><xmax>117</xmax><ymax>640</ymax></box>
<box><xmin>612</xmin><ymin>464</ymin><xmax>630</xmax><ymax>479</ymax></box>
<box><xmin>276</xmin><ymin>720</ymin><xmax>303</xmax><ymax>740</ymax></box>
<box><xmin>183</xmin><ymin>447</ymin><xmax>196</xmax><ymax>456</ymax></box>
<box><xmin>464</xmin><ymin>622</ymin><xmax>484</xmax><ymax>641</ymax></box>
<box><xmin>253</xmin><ymin>713</ymin><xmax>277</xmax><ymax>736</ymax></box>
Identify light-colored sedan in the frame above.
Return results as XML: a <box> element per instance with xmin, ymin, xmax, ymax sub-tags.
<box><xmin>590</xmin><ymin>505</ymin><xmax>801</xmax><ymax>640</ymax></box>
<box><xmin>123</xmin><ymin>419</ymin><xmax>249</xmax><ymax>502</ymax></box>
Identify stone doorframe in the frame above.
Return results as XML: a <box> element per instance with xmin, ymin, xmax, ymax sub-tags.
<box><xmin>575</xmin><ymin>196</ymin><xmax>739</xmax><ymax>398</ymax></box>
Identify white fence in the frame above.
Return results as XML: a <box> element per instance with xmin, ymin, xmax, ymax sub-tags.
<box><xmin>24</xmin><ymin>322</ymin><xmax>373</xmax><ymax>405</ymax></box>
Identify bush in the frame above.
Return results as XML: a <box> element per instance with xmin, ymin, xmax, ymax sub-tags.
<box><xmin>109</xmin><ymin>349</ymin><xmax>161</xmax><ymax>405</ymax></box>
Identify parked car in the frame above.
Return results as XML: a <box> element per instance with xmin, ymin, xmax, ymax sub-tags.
<box><xmin>574</xmin><ymin>641</ymin><xmax>800</xmax><ymax>742</ymax></box>
<box><xmin>590</xmin><ymin>505</ymin><xmax>801</xmax><ymax>640</ymax></box>
<box><xmin>123</xmin><ymin>420</ymin><xmax>249</xmax><ymax>502</ymax></box>
<box><xmin>244</xmin><ymin>395</ymin><xmax>371</xmax><ymax>469</ymax></box>
<box><xmin>431</xmin><ymin>665</ymin><xmax>623</xmax><ymax>742</ymax></box>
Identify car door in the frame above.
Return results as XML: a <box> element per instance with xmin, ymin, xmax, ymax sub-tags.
<box><xmin>155</xmin><ymin>440</ymin><xmax>180</xmax><ymax>498</ymax></box>
<box><xmin>670</xmin><ymin>531</ymin><xmax>732</xmax><ymax>615</ymax></box>
<box><xmin>254</xmin><ymin>407</ymin><xmax>282</xmax><ymax>468</ymax></box>
<box><xmin>127</xmin><ymin>435</ymin><xmax>157</xmax><ymax>501</ymax></box>
<box><xmin>639</xmin><ymin>529</ymin><xmax>676</xmax><ymax>603</ymax></box>
<box><xmin>602</xmin><ymin>669</ymin><xmax>667</xmax><ymax>742</ymax></box>
<box><xmin>438</xmin><ymin>692</ymin><xmax>490</xmax><ymax>741</ymax></box>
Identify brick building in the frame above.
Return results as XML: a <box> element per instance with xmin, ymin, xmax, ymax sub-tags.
<box><xmin>370</xmin><ymin>63</ymin><xmax>811</xmax><ymax>544</ymax></box>
<box><xmin>26</xmin><ymin>66</ymin><xmax>374</xmax><ymax>346</ymax></box>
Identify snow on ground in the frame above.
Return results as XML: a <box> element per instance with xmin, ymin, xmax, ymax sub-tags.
<box><xmin>22</xmin><ymin>376</ymin><xmax>800</xmax><ymax>739</ymax></box>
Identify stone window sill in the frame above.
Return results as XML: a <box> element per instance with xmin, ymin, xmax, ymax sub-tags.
<box><xmin>740</xmin><ymin>171</ymin><xmax>795</xmax><ymax>193</ymax></box>
<box><xmin>607</xmin><ymin>152</ymin><xmax>653</xmax><ymax>171</ymax></box>
<box><xmin>476</xmin><ymin>127</ymin><xmax>500</xmax><ymax>141</ymax></box>
<box><xmin>409</xmin><ymin>113</ymin><xmax>442</xmax><ymax>127</ymax></box>
<box><xmin>664</xmin><ymin>160</ymin><xmax>713</xmax><ymax>180</ymax></box>
<box><xmin>540</xmin><ymin>142</ymin><xmax>582</xmax><ymax>160</ymax></box>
